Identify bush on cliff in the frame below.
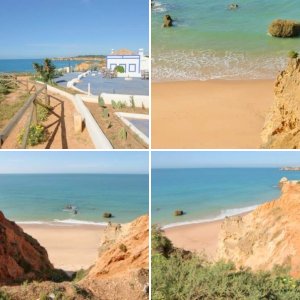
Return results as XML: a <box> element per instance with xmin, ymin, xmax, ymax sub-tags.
<box><xmin>269</xmin><ymin>19</ymin><xmax>300</xmax><ymax>38</ymax></box>
<box><xmin>288</xmin><ymin>51</ymin><xmax>299</xmax><ymax>59</ymax></box>
<box><xmin>152</xmin><ymin>228</ymin><xmax>300</xmax><ymax>300</ymax></box>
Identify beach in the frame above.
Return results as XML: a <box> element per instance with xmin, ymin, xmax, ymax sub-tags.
<box><xmin>164</xmin><ymin>220</ymin><xmax>222</xmax><ymax>259</ymax></box>
<box><xmin>152</xmin><ymin>79</ymin><xmax>274</xmax><ymax>149</ymax></box>
<box><xmin>21</xmin><ymin>224</ymin><xmax>105</xmax><ymax>272</ymax></box>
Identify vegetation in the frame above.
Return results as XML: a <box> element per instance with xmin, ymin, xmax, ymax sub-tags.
<box><xmin>111</xmin><ymin>100</ymin><xmax>127</xmax><ymax>110</ymax></box>
<box><xmin>152</xmin><ymin>227</ymin><xmax>300</xmax><ymax>300</ymax></box>
<box><xmin>119</xmin><ymin>127</ymin><xmax>127</xmax><ymax>140</ymax></box>
<box><xmin>0</xmin><ymin>290</ymin><xmax>11</xmax><ymax>300</ymax></box>
<box><xmin>37</xmin><ymin>105</ymin><xmax>50</xmax><ymax>122</ymax></box>
<box><xmin>114</xmin><ymin>65</ymin><xmax>125</xmax><ymax>73</ymax></box>
<box><xmin>130</xmin><ymin>96</ymin><xmax>135</xmax><ymax>109</ymax></box>
<box><xmin>98</xmin><ymin>96</ymin><xmax>105</xmax><ymax>108</ymax></box>
<box><xmin>288</xmin><ymin>50</ymin><xmax>299</xmax><ymax>59</ymax></box>
<box><xmin>45</xmin><ymin>269</ymin><xmax>70</xmax><ymax>283</ymax></box>
<box><xmin>119</xmin><ymin>244</ymin><xmax>127</xmax><ymax>253</ymax></box>
<box><xmin>269</xmin><ymin>19</ymin><xmax>300</xmax><ymax>38</ymax></box>
<box><xmin>33</xmin><ymin>58</ymin><xmax>56</xmax><ymax>83</ymax></box>
<box><xmin>72</xmin><ymin>269</ymin><xmax>88</xmax><ymax>282</ymax></box>
<box><xmin>18</xmin><ymin>124</ymin><xmax>47</xmax><ymax>146</ymax></box>
<box><xmin>102</xmin><ymin>108</ymin><xmax>109</xmax><ymax>119</ymax></box>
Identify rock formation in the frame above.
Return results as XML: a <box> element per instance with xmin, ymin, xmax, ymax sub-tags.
<box><xmin>0</xmin><ymin>211</ymin><xmax>54</xmax><ymax>285</ymax></box>
<box><xmin>81</xmin><ymin>215</ymin><xmax>149</xmax><ymax>299</ymax></box>
<box><xmin>261</xmin><ymin>57</ymin><xmax>300</xmax><ymax>148</ymax></box>
<box><xmin>217</xmin><ymin>180</ymin><xmax>300</xmax><ymax>277</ymax></box>
<box><xmin>163</xmin><ymin>15</ymin><xmax>173</xmax><ymax>27</ymax></box>
<box><xmin>269</xmin><ymin>19</ymin><xmax>300</xmax><ymax>38</ymax></box>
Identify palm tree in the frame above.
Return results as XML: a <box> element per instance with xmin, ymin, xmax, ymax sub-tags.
<box><xmin>33</xmin><ymin>58</ymin><xmax>56</xmax><ymax>83</ymax></box>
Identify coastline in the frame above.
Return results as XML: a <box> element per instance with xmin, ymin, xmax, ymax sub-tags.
<box><xmin>20</xmin><ymin>224</ymin><xmax>106</xmax><ymax>272</ymax></box>
<box><xmin>163</xmin><ymin>211</ymin><xmax>251</xmax><ymax>259</ymax></box>
<box><xmin>152</xmin><ymin>79</ymin><xmax>274</xmax><ymax>149</ymax></box>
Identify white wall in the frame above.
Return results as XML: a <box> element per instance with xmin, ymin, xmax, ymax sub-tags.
<box><xmin>107</xmin><ymin>55</ymin><xmax>141</xmax><ymax>78</ymax></box>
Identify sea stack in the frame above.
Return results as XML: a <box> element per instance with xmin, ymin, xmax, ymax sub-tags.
<box><xmin>163</xmin><ymin>15</ymin><xmax>173</xmax><ymax>27</ymax></box>
<box><xmin>268</xmin><ymin>19</ymin><xmax>300</xmax><ymax>38</ymax></box>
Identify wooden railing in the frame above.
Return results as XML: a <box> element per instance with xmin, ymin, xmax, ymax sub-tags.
<box><xmin>0</xmin><ymin>75</ymin><xmax>51</xmax><ymax>148</ymax></box>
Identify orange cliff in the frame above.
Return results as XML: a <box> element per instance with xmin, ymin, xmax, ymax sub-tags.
<box><xmin>0</xmin><ymin>211</ymin><xmax>54</xmax><ymax>285</ymax></box>
<box><xmin>261</xmin><ymin>58</ymin><xmax>300</xmax><ymax>148</ymax></box>
<box><xmin>81</xmin><ymin>215</ymin><xmax>149</xmax><ymax>300</ymax></box>
<box><xmin>217</xmin><ymin>179</ymin><xmax>300</xmax><ymax>277</ymax></box>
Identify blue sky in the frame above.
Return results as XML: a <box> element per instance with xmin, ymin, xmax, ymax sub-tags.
<box><xmin>152</xmin><ymin>151</ymin><xmax>300</xmax><ymax>168</ymax></box>
<box><xmin>0</xmin><ymin>0</ymin><xmax>149</xmax><ymax>59</ymax></box>
<box><xmin>0</xmin><ymin>151</ymin><xmax>149</xmax><ymax>174</ymax></box>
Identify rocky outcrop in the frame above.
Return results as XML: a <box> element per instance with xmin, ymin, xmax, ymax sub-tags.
<box><xmin>269</xmin><ymin>19</ymin><xmax>300</xmax><ymax>38</ymax></box>
<box><xmin>163</xmin><ymin>15</ymin><xmax>173</xmax><ymax>27</ymax></box>
<box><xmin>81</xmin><ymin>215</ymin><xmax>149</xmax><ymax>299</ymax></box>
<box><xmin>217</xmin><ymin>180</ymin><xmax>300</xmax><ymax>277</ymax></box>
<box><xmin>261</xmin><ymin>58</ymin><xmax>300</xmax><ymax>148</ymax></box>
<box><xmin>0</xmin><ymin>211</ymin><xmax>54</xmax><ymax>285</ymax></box>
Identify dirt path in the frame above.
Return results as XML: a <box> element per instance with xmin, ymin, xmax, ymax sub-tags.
<box><xmin>1</xmin><ymin>81</ymin><xmax>94</xmax><ymax>149</ymax></box>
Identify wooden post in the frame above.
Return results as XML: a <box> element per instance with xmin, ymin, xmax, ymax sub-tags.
<box><xmin>44</xmin><ymin>85</ymin><xmax>49</xmax><ymax>106</ymax></box>
<box><xmin>32</xmin><ymin>101</ymin><xmax>37</xmax><ymax>124</ymax></box>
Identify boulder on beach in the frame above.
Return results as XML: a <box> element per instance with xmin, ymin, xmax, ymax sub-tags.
<box><xmin>268</xmin><ymin>19</ymin><xmax>300</xmax><ymax>38</ymax></box>
<box><xmin>163</xmin><ymin>15</ymin><xmax>173</xmax><ymax>27</ymax></box>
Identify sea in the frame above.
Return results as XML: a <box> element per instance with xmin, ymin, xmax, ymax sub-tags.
<box><xmin>0</xmin><ymin>59</ymin><xmax>83</xmax><ymax>73</ymax></box>
<box><xmin>152</xmin><ymin>168</ymin><xmax>300</xmax><ymax>227</ymax></box>
<box><xmin>0</xmin><ymin>174</ymin><xmax>149</xmax><ymax>225</ymax></box>
<box><xmin>152</xmin><ymin>0</ymin><xmax>300</xmax><ymax>81</ymax></box>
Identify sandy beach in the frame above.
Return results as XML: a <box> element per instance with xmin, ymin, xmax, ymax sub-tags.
<box><xmin>164</xmin><ymin>220</ymin><xmax>222</xmax><ymax>259</ymax></box>
<box><xmin>152</xmin><ymin>79</ymin><xmax>274</xmax><ymax>149</ymax></box>
<box><xmin>21</xmin><ymin>224</ymin><xmax>105</xmax><ymax>272</ymax></box>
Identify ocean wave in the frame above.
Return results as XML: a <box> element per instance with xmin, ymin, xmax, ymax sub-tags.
<box><xmin>17</xmin><ymin>219</ymin><xmax>108</xmax><ymax>226</ymax></box>
<box><xmin>152</xmin><ymin>1</ymin><xmax>167</xmax><ymax>13</ymax></box>
<box><xmin>162</xmin><ymin>204</ymin><xmax>258</xmax><ymax>229</ymax></box>
<box><xmin>152</xmin><ymin>50</ymin><xmax>287</xmax><ymax>81</ymax></box>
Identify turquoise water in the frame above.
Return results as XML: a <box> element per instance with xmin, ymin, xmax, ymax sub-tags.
<box><xmin>152</xmin><ymin>168</ymin><xmax>300</xmax><ymax>227</ymax></box>
<box><xmin>0</xmin><ymin>59</ymin><xmax>83</xmax><ymax>73</ymax></box>
<box><xmin>0</xmin><ymin>174</ymin><xmax>148</xmax><ymax>225</ymax></box>
<box><xmin>152</xmin><ymin>0</ymin><xmax>300</xmax><ymax>81</ymax></box>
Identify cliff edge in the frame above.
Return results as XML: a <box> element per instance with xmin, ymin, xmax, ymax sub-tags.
<box><xmin>217</xmin><ymin>180</ymin><xmax>300</xmax><ymax>277</ymax></box>
<box><xmin>261</xmin><ymin>58</ymin><xmax>300</xmax><ymax>148</ymax></box>
<box><xmin>0</xmin><ymin>211</ymin><xmax>54</xmax><ymax>285</ymax></box>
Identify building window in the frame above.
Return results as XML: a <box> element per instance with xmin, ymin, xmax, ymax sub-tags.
<box><xmin>120</xmin><ymin>64</ymin><xmax>126</xmax><ymax>72</ymax></box>
<box><xmin>110</xmin><ymin>64</ymin><xmax>117</xmax><ymax>70</ymax></box>
<box><xmin>129</xmin><ymin>64</ymin><xmax>136</xmax><ymax>72</ymax></box>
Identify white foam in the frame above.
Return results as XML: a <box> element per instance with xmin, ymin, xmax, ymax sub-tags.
<box><xmin>152</xmin><ymin>1</ymin><xmax>167</xmax><ymax>13</ymax></box>
<box><xmin>17</xmin><ymin>219</ymin><xmax>108</xmax><ymax>227</ymax></box>
<box><xmin>152</xmin><ymin>49</ymin><xmax>287</xmax><ymax>81</ymax></box>
<box><xmin>162</xmin><ymin>204</ymin><xmax>258</xmax><ymax>229</ymax></box>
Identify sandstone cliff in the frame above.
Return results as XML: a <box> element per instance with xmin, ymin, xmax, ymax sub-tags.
<box><xmin>217</xmin><ymin>180</ymin><xmax>300</xmax><ymax>277</ymax></box>
<box><xmin>0</xmin><ymin>211</ymin><xmax>54</xmax><ymax>285</ymax></box>
<box><xmin>81</xmin><ymin>215</ymin><xmax>149</xmax><ymax>300</ymax></box>
<box><xmin>261</xmin><ymin>58</ymin><xmax>300</xmax><ymax>148</ymax></box>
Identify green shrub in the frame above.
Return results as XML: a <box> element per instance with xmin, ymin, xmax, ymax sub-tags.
<box><xmin>72</xmin><ymin>284</ymin><xmax>92</xmax><ymax>298</ymax></box>
<box><xmin>111</xmin><ymin>100</ymin><xmax>126</xmax><ymax>110</ymax></box>
<box><xmin>130</xmin><ymin>96</ymin><xmax>135</xmax><ymax>109</ymax></box>
<box><xmin>152</xmin><ymin>226</ymin><xmax>173</xmax><ymax>257</ymax></box>
<box><xmin>288</xmin><ymin>50</ymin><xmax>299</xmax><ymax>59</ymax></box>
<box><xmin>114</xmin><ymin>65</ymin><xmax>125</xmax><ymax>73</ymax></box>
<box><xmin>18</xmin><ymin>124</ymin><xmax>47</xmax><ymax>146</ymax></box>
<box><xmin>102</xmin><ymin>108</ymin><xmax>109</xmax><ymax>119</ymax></box>
<box><xmin>151</xmin><ymin>231</ymin><xmax>300</xmax><ymax>300</ymax></box>
<box><xmin>37</xmin><ymin>105</ymin><xmax>50</xmax><ymax>122</ymax></box>
<box><xmin>119</xmin><ymin>127</ymin><xmax>127</xmax><ymax>140</ymax></box>
<box><xmin>111</xmin><ymin>100</ymin><xmax>117</xmax><ymax>109</ymax></box>
<box><xmin>0</xmin><ymin>290</ymin><xmax>11</xmax><ymax>300</ymax></box>
<box><xmin>73</xmin><ymin>269</ymin><xmax>88</xmax><ymax>282</ymax></box>
<box><xmin>119</xmin><ymin>244</ymin><xmax>127</xmax><ymax>253</ymax></box>
<box><xmin>98</xmin><ymin>96</ymin><xmax>105</xmax><ymax>107</ymax></box>
<box><xmin>45</xmin><ymin>268</ymin><xmax>69</xmax><ymax>283</ymax></box>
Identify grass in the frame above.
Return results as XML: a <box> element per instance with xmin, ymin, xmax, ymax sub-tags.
<box><xmin>152</xmin><ymin>227</ymin><xmax>300</xmax><ymax>300</ymax></box>
<box><xmin>0</xmin><ymin>290</ymin><xmax>11</xmax><ymax>300</ymax></box>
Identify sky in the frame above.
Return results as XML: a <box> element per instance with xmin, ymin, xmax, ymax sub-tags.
<box><xmin>0</xmin><ymin>151</ymin><xmax>149</xmax><ymax>174</ymax></box>
<box><xmin>152</xmin><ymin>151</ymin><xmax>300</xmax><ymax>168</ymax></box>
<box><xmin>0</xmin><ymin>0</ymin><xmax>149</xmax><ymax>59</ymax></box>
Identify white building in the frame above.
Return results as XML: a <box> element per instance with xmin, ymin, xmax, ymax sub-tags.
<box><xmin>106</xmin><ymin>49</ymin><xmax>149</xmax><ymax>78</ymax></box>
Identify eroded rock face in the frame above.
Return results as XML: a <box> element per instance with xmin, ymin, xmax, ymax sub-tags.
<box><xmin>81</xmin><ymin>215</ymin><xmax>149</xmax><ymax>300</ymax></box>
<box><xmin>269</xmin><ymin>19</ymin><xmax>300</xmax><ymax>38</ymax></box>
<box><xmin>261</xmin><ymin>58</ymin><xmax>300</xmax><ymax>149</ymax></box>
<box><xmin>217</xmin><ymin>180</ymin><xmax>300</xmax><ymax>277</ymax></box>
<box><xmin>0</xmin><ymin>211</ymin><xmax>54</xmax><ymax>285</ymax></box>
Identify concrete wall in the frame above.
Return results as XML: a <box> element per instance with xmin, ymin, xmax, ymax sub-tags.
<box><xmin>81</xmin><ymin>93</ymin><xmax>149</xmax><ymax>109</ymax></box>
